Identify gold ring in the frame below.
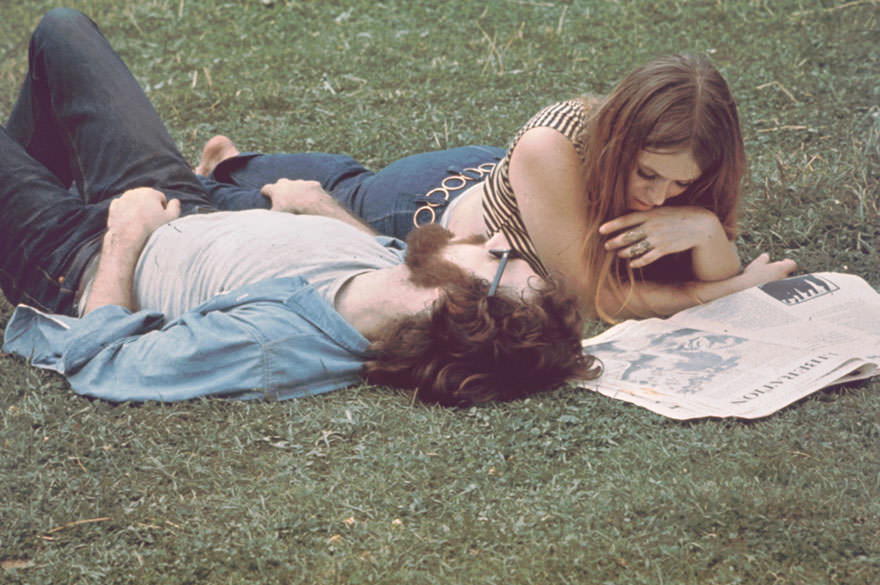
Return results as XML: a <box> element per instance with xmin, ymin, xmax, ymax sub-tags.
<box><xmin>622</xmin><ymin>228</ymin><xmax>647</xmax><ymax>244</ymax></box>
<box><xmin>629</xmin><ymin>240</ymin><xmax>654</xmax><ymax>257</ymax></box>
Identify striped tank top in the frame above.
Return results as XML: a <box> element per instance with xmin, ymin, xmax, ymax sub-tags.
<box><xmin>482</xmin><ymin>99</ymin><xmax>588</xmax><ymax>277</ymax></box>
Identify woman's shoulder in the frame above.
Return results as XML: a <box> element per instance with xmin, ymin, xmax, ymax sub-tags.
<box><xmin>509</xmin><ymin>98</ymin><xmax>592</xmax><ymax>161</ymax></box>
<box><xmin>523</xmin><ymin>99</ymin><xmax>589</xmax><ymax>132</ymax></box>
<box><xmin>511</xmin><ymin>126</ymin><xmax>580</xmax><ymax>167</ymax></box>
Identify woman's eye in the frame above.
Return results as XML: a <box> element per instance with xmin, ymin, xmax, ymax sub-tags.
<box><xmin>637</xmin><ymin>168</ymin><xmax>656</xmax><ymax>180</ymax></box>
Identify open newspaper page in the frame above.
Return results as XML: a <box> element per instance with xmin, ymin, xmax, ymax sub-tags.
<box><xmin>577</xmin><ymin>273</ymin><xmax>880</xmax><ymax>420</ymax></box>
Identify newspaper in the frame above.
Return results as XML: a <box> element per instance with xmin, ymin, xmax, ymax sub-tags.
<box><xmin>578</xmin><ymin>272</ymin><xmax>880</xmax><ymax>420</ymax></box>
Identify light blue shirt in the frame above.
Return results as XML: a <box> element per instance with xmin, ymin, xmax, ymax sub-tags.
<box><xmin>2</xmin><ymin>277</ymin><xmax>372</xmax><ymax>402</ymax></box>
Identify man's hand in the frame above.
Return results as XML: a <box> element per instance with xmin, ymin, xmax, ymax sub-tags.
<box><xmin>261</xmin><ymin>179</ymin><xmax>376</xmax><ymax>235</ymax></box>
<box><xmin>107</xmin><ymin>187</ymin><xmax>181</xmax><ymax>249</ymax></box>
<box><xmin>261</xmin><ymin>179</ymin><xmax>333</xmax><ymax>214</ymax></box>
<box><xmin>82</xmin><ymin>188</ymin><xmax>180</xmax><ymax>315</ymax></box>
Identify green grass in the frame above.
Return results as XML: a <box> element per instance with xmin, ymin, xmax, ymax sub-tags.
<box><xmin>1</xmin><ymin>1</ymin><xmax>879</xmax><ymax>583</ymax></box>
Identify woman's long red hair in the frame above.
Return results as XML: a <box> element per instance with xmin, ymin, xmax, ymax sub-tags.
<box><xmin>578</xmin><ymin>54</ymin><xmax>746</xmax><ymax>321</ymax></box>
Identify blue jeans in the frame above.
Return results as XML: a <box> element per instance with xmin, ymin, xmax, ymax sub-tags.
<box><xmin>202</xmin><ymin>146</ymin><xmax>505</xmax><ymax>240</ymax></box>
<box><xmin>0</xmin><ymin>8</ymin><xmax>212</xmax><ymax>315</ymax></box>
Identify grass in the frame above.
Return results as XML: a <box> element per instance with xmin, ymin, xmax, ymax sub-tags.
<box><xmin>1</xmin><ymin>0</ymin><xmax>879</xmax><ymax>583</ymax></box>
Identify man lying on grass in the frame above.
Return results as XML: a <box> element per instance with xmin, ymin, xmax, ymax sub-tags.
<box><xmin>0</xmin><ymin>8</ymin><xmax>596</xmax><ymax>406</ymax></box>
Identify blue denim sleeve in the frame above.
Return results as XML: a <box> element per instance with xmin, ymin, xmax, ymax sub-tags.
<box><xmin>3</xmin><ymin>279</ymin><xmax>371</xmax><ymax>402</ymax></box>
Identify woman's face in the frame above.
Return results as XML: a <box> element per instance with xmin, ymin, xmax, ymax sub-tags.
<box><xmin>625</xmin><ymin>149</ymin><xmax>702</xmax><ymax>212</ymax></box>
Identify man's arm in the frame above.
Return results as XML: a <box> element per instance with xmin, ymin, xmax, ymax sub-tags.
<box><xmin>4</xmin><ymin>278</ymin><xmax>369</xmax><ymax>402</ymax></box>
<box><xmin>82</xmin><ymin>188</ymin><xmax>181</xmax><ymax>314</ymax></box>
<box><xmin>261</xmin><ymin>179</ymin><xmax>377</xmax><ymax>235</ymax></box>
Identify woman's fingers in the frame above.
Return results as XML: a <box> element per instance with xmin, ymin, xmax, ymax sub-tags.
<box><xmin>598</xmin><ymin>212</ymin><xmax>646</xmax><ymax>235</ymax></box>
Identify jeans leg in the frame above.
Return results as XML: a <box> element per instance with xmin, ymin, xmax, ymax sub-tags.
<box><xmin>0</xmin><ymin>127</ymin><xmax>108</xmax><ymax>314</ymax></box>
<box><xmin>6</xmin><ymin>8</ymin><xmax>209</xmax><ymax>212</ymax></box>
<box><xmin>209</xmin><ymin>147</ymin><xmax>504</xmax><ymax>238</ymax></box>
<box><xmin>358</xmin><ymin>146</ymin><xmax>505</xmax><ymax>238</ymax></box>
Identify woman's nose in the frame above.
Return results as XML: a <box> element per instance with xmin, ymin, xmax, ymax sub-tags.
<box><xmin>649</xmin><ymin>180</ymin><xmax>674</xmax><ymax>205</ymax></box>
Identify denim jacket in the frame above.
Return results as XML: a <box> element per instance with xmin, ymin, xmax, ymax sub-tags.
<box><xmin>2</xmin><ymin>277</ymin><xmax>372</xmax><ymax>402</ymax></box>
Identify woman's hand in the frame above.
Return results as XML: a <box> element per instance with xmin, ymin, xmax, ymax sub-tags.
<box><xmin>599</xmin><ymin>206</ymin><xmax>724</xmax><ymax>269</ymax></box>
<box><xmin>738</xmin><ymin>253</ymin><xmax>798</xmax><ymax>288</ymax></box>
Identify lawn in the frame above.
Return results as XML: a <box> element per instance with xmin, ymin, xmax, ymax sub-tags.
<box><xmin>1</xmin><ymin>1</ymin><xmax>878</xmax><ymax>583</ymax></box>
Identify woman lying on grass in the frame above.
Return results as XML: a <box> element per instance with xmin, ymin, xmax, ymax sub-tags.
<box><xmin>197</xmin><ymin>54</ymin><xmax>796</xmax><ymax>321</ymax></box>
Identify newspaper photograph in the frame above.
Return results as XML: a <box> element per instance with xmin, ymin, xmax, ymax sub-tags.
<box><xmin>578</xmin><ymin>273</ymin><xmax>880</xmax><ymax>420</ymax></box>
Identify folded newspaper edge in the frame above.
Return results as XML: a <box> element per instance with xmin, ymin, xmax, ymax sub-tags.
<box><xmin>577</xmin><ymin>272</ymin><xmax>880</xmax><ymax>420</ymax></box>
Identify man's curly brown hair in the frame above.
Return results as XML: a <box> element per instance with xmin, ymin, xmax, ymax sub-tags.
<box><xmin>363</xmin><ymin>279</ymin><xmax>601</xmax><ymax>407</ymax></box>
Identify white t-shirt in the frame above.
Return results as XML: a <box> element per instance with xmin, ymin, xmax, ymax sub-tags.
<box><xmin>128</xmin><ymin>210</ymin><xmax>404</xmax><ymax>320</ymax></box>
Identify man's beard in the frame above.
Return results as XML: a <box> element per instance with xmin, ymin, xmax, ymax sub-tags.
<box><xmin>404</xmin><ymin>224</ymin><xmax>484</xmax><ymax>289</ymax></box>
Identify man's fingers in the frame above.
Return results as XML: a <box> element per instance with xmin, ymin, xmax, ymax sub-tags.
<box><xmin>165</xmin><ymin>198</ymin><xmax>182</xmax><ymax>219</ymax></box>
<box><xmin>151</xmin><ymin>188</ymin><xmax>168</xmax><ymax>205</ymax></box>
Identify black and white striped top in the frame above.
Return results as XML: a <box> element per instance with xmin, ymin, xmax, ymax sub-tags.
<box><xmin>482</xmin><ymin>99</ymin><xmax>588</xmax><ymax>277</ymax></box>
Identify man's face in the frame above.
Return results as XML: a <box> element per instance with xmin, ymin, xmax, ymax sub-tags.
<box><xmin>442</xmin><ymin>231</ymin><xmax>538</xmax><ymax>296</ymax></box>
<box><xmin>405</xmin><ymin>226</ymin><xmax>538</xmax><ymax>296</ymax></box>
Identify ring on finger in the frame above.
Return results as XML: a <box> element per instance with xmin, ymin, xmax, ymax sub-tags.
<box><xmin>629</xmin><ymin>239</ymin><xmax>654</xmax><ymax>257</ymax></box>
<box><xmin>622</xmin><ymin>228</ymin><xmax>647</xmax><ymax>244</ymax></box>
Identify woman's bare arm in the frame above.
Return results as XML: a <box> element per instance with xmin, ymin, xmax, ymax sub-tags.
<box><xmin>508</xmin><ymin>127</ymin><xmax>594</xmax><ymax>301</ymax></box>
<box><xmin>598</xmin><ymin>253</ymin><xmax>797</xmax><ymax>321</ymax></box>
<box><xmin>508</xmin><ymin>127</ymin><xmax>795</xmax><ymax>319</ymax></box>
<box><xmin>599</xmin><ymin>205</ymin><xmax>742</xmax><ymax>281</ymax></box>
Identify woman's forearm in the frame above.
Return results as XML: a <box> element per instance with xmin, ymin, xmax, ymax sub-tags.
<box><xmin>599</xmin><ymin>253</ymin><xmax>798</xmax><ymax>321</ymax></box>
<box><xmin>690</xmin><ymin>220</ymin><xmax>741</xmax><ymax>282</ymax></box>
<box><xmin>598</xmin><ymin>279</ymin><xmax>734</xmax><ymax>321</ymax></box>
